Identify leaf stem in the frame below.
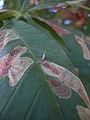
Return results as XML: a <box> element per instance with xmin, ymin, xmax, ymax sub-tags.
<box><xmin>79</xmin><ymin>5</ymin><xmax>90</xmax><ymax>11</ymax></box>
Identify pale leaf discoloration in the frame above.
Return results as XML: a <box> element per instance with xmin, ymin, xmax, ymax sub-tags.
<box><xmin>76</xmin><ymin>105</ymin><xmax>90</xmax><ymax>120</ymax></box>
<box><xmin>0</xmin><ymin>46</ymin><xmax>34</xmax><ymax>87</ymax></box>
<box><xmin>0</xmin><ymin>29</ymin><xmax>19</xmax><ymax>52</ymax></box>
<box><xmin>40</xmin><ymin>60</ymin><xmax>90</xmax><ymax>108</ymax></box>
<box><xmin>8</xmin><ymin>57</ymin><xmax>34</xmax><ymax>87</ymax></box>
<box><xmin>0</xmin><ymin>46</ymin><xmax>27</xmax><ymax>77</ymax></box>
<box><xmin>75</xmin><ymin>35</ymin><xmax>90</xmax><ymax>60</ymax></box>
<box><xmin>48</xmin><ymin>78</ymin><xmax>71</xmax><ymax>99</ymax></box>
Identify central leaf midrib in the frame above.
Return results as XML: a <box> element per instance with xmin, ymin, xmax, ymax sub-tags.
<box><xmin>19</xmin><ymin>35</ymin><xmax>64</xmax><ymax>120</ymax></box>
<box><xmin>1</xmin><ymin>19</ymin><xmax>66</xmax><ymax>119</ymax></box>
<box><xmin>0</xmin><ymin>31</ymin><xmax>64</xmax><ymax>120</ymax></box>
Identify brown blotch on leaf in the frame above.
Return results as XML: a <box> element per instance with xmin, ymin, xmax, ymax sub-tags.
<box><xmin>0</xmin><ymin>29</ymin><xmax>19</xmax><ymax>52</ymax></box>
<box><xmin>48</xmin><ymin>78</ymin><xmax>71</xmax><ymax>99</ymax></box>
<box><xmin>8</xmin><ymin>57</ymin><xmax>34</xmax><ymax>87</ymax></box>
<box><xmin>41</xmin><ymin>60</ymin><xmax>90</xmax><ymax>108</ymax></box>
<box><xmin>75</xmin><ymin>35</ymin><xmax>90</xmax><ymax>60</ymax></box>
<box><xmin>0</xmin><ymin>46</ymin><xmax>34</xmax><ymax>87</ymax></box>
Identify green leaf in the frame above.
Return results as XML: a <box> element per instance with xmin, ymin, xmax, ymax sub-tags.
<box><xmin>30</xmin><ymin>17</ymin><xmax>67</xmax><ymax>48</ymax></box>
<box><xmin>0</xmin><ymin>10</ymin><xmax>17</xmax><ymax>22</ymax></box>
<box><xmin>60</xmin><ymin>27</ymin><xmax>90</xmax><ymax>96</ymax></box>
<box><xmin>44</xmin><ymin>20</ymin><xmax>90</xmax><ymax>99</ymax></box>
<box><xmin>36</xmin><ymin>19</ymin><xmax>90</xmax><ymax>91</ymax></box>
<box><xmin>0</xmin><ymin>20</ymin><xmax>85</xmax><ymax>120</ymax></box>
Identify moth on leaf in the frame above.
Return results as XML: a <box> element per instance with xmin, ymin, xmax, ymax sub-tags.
<box><xmin>40</xmin><ymin>60</ymin><xmax>90</xmax><ymax>108</ymax></box>
<box><xmin>0</xmin><ymin>29</ymin><xmax>19</xmax><ymax>52</ymax></box>
<box><xmin>75</xmin><ymin>35</ymin><xmax>90</xmax><ymax>60</ymax></box>
<box><xmin>0</xmin><ymin>46</ymin><xmax>34</xmax><ymax>87</ymax></box>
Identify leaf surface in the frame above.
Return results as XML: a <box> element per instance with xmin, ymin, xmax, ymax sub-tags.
<box><xmin>0</xmin><ymin>20</ymin><xmax>86</xmax><ymax>120</ymax></box>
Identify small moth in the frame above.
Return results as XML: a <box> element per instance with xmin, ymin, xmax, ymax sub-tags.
<box><xmin>0</xmin><ymin>46</ymin><xmax>34</xmax><ymax>87</ymax></box>
<box><xmin>75</xmin><ymin>35</ymin><xmax>90</xmax><ymax>60</ymax></box>
<box><xmin>48</xmin><ymin>78</ymin><xmax>71</xmax><ymax>99</ymax></box>
<box><xmin>0</xmin><ymin>29</ymin><xmax>19</xmax><ymax>52</ymax></box>
<box><xmin>76</xmin><ymin>105</ymin><xmax>90</xmax><ymax>120</ymax></box>
<box><xmin>40</xmin><ymin>60</ymin><xmax>90</xmax><ymax>108</ymax></box>
<box><xmin>41</xmin><ymin>51</ymin><xmax>46</xmax><ymax>64</ymax></box>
